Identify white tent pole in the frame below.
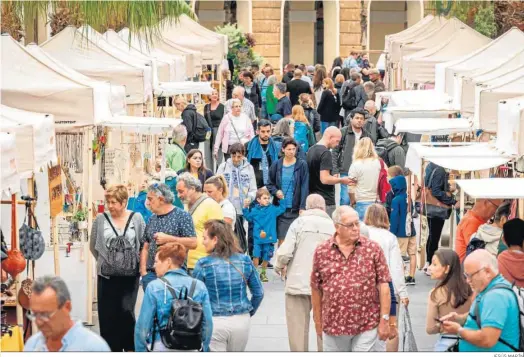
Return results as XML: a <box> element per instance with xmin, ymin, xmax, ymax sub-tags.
<box><xmin>86</xmin><ymin>127</ymin><xmax>94</xmax><ymax>326</ymax></box>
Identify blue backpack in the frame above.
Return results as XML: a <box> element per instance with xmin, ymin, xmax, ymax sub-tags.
<box><xmin>294</xmin><ymin>122</ymin><xmax>310</xmax><ymax>152</ymax></box>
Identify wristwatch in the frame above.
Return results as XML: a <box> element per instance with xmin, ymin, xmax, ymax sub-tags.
<box><xmin>381</xmin><ymin>314</ymin><xmax>390</xmax><ymax>321</ymax></box>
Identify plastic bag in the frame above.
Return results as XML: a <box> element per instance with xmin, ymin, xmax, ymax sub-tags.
<box><xmin>400</xmin><ymin>305</ymin><xmax>418</xmax><ymax>352</ymax></box>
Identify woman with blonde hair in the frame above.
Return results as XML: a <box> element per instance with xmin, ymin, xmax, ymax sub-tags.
<box><xmin>317</xmin><ymin>78</ymin><xmax>340</xmax><ymax>134</ymax></box>
<box><xmin>363</xmin><ymin>203</ymin><xmax>408</xmax><ymax>352</ymax></box>
<box><xmin>298</xmin><ymin>93</ymin><xmax>320</xmax><ymax>133</ymax></box>
<box><xmin>291</xmin><ymin>105</ymin><xmax>315</xmax><ymax>157</ymax></box>
<box><xmin>348</xmin><ymin>137</ymin><xmax>382</xmax><ymax>220</ymax></box>
<box><xmin>204</xmin><ymin>175</ymin><xmax>236</xmax><ymax>227</ymax></box>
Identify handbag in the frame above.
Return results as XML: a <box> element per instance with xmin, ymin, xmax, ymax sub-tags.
<box><xmin>421</xmin><ymin>168</ymin><xmax>452</xmax><ymax>220</ymax></box>
<box><xmin>228</xmin><ymin>114</ymin><xmax>249</xmax><ymax>146</ymax></box>
<box><xmin>19</xmin><ymin>206</ymin><xmax>45</xmax><ymax>261</ymax></box>
<box><xmin>400</xmin><ymin>305</ymin><xmax>418</xmax><ymax>352</ymax></box>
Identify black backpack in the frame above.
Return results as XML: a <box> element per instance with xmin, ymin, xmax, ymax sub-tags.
<box><xmin>156</xmin><ymin>278</ymin><xmax>204</xmax><ymax>351</ymax></box>
<box><xmin>375</xmin><ymin>142</ymin><xmax>394</xmax><ymax>167</ymax></box>
<box><xmin>342</xmin><ymin>83</ymin><xmax>357</xmax><ymax>110</ymax></box>
<box><xmin>193</xmin><ymin>113</ymin><xmax>211</xmax><ymax>143</ymax></box>
<box><xmin>465</xmin><ymin>236</ymin><xmax>487</xmax><ymax>257</ymax></box>
<box><xmin>101</xmin><ymin>212</ymin><xmax>138</xmax><ymax>277</ymax></box>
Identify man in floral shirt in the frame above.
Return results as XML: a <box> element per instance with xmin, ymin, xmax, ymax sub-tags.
<box><xmin>311</xmin><ymin>206</ymin><xmax>392</xmax><ymax>352</ymax></box>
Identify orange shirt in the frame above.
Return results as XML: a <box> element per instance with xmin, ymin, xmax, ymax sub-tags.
<box><xmin>455</xmin><ymin>211</ymin><xmax>487</xmax><ymax>262</ymax></box>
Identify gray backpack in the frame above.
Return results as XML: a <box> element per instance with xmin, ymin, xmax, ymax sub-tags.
<box><xmin>101</xmin><ymin>212</ymin><xmax>139</xmax><ymax>276</ymax></box>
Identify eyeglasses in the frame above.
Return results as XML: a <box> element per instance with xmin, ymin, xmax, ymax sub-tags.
<box><xmin>464</xmin><ymin>267</ymin><xmax>485</xmax><ymax>280</ymax></box>
<box><xmin>26</xmin><ymin>309</ymin><xmax>59</xmax><ymax>322</ymax></box>
<box><xmin>336</xmin><ymin>221</ymin><xmax>360</xmax><ymax>229</ymax></box>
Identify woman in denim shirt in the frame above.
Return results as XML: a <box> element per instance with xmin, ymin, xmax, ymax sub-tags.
<box><xmin>193</xmin><ymin>220</ymin><xmax>264</xmax><ymax>351</ymax></box>
<box><xmin>134</xmin><ymin>243</ymin><xmax>213</xmax><ymax>352</ymax></box>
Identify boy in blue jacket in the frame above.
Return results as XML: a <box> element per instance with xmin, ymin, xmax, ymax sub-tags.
<box><xmin>243</xmin><ymin>187</ymin><xmax>286</xmax><ymax>282</ymax></box>
<box><xmin>389</xmin><ymin>174</ymin><xmax>416</xmax><ymax>285</ymax></box>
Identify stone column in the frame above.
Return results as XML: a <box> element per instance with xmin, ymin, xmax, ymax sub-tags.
<box><xmin>252</xmin><ymin>1</ymin><xmax>283</xmax><ymax>74</ymax></box>
<box><xmin>339</xmin><ymin>0</ymin><xmax>362</xmax><ymax>58</ymax></box>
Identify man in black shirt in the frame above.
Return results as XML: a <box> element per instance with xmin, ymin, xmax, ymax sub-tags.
<box><xmin>306</xmin><ymin>127</ymin><xmax>352</xmax><ymax>217</ymax></box>
<box><xmin>281</xmin><ymin>63</ymin><xmax>295</xmax><ymax>84</ymax></box>
<box><xmin>286</xmin><ymin>69</ymin><xmax>313</xmax><ymax>106</ymax></box>
<box><xmin>245</xmin><ymin>120</ymin><xmax>280</xmax><ymax>188</ymax></box>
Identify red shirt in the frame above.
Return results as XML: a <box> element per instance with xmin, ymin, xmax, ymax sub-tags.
<box><xmin>310</xmin><ymin>234</ymin><xmax>391</xmax><ymax>336</ymax></box>
<box><xmin>455</xmin><ymin>211</ymin><xmax>486</xmax><ymax>262</ymax></box>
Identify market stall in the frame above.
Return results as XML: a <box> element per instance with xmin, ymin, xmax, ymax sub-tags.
<box><xmin>496</xmin><ymin>96</ymin><xmax>524</xmax><ymax>158</ymax></box>
<box><xmin>394</xmin><ymin>117</ymin><xmax>474</xmax><ymax>136</ymax></box>
<box><xmin>40</xmin><ymin>26</ymin><xmax>153</xmax><ymax>112</ymax></box>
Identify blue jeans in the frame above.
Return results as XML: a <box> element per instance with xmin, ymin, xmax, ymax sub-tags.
<box><xmin>261</xmin><ymin>100</ymin><xmax>268</xmax><ymax>119</ymax></box>
<box><xmin>355</xmin><ymin>201</ymin><xmax>374</xmax><ymax>221</ymax></box>
<box><xmin>141</xmin><ymin>271</ymin><xmax>157</xmax><ymax>292</ymax></box>
<box><xmin>340</xmin><ymin>173</ymin><xmax>351</xmax><ymax>206</ymax></box>
<box><xmin>321</xmin><ymin>121</ymin><xmax>338</xmax><ymax>134</ymax></box>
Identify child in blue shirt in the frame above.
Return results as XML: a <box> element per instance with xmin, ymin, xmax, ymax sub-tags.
<box><xmin>243</xmin><ymin>187</ymin><xmax>286</xmax><ymax>282</ymax></box>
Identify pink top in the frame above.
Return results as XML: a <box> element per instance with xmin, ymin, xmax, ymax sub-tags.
<box><xmin>214</xmin><ymin>112</ymin><xmax>255</xmax><ymax>155</ymax></box>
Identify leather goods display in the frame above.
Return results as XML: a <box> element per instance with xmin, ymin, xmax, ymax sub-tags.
<box><xmin>19</xmin><ymin>207</ymin><xmax>45</xmax><ymax>261</ymax></box>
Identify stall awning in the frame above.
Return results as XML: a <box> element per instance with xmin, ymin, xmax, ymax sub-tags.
<box><xmin>394</xmin><ymin>118</ymin><xmax>474</xmax><ymax>135</ymax></box>
<box><xmin>0</xmin><ymin>132</ymin><xmax>21</xmax><ymax>194</ymax></box>
<box><xmin>405</xmin><ymin>142</ymin><xmax>514</xmax><ymax>174</ymax></box>
<box><xmin>455</xmin><ymin>178</ymin><xmax>524</xmax><ymax>199</ymax></box>
<box><xmin>154</xmin><ymin>81</ymin><xmax>213</xmax><ymax>96</ymax></box>
<box><xmin>100</xmin><ymin>116</ymin><xmax>182</xmax><ymax>134</ymax></box>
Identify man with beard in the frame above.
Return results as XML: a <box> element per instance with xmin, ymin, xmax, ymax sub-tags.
<box><xmin>245</xmin><ymin>119</ymin><xmax>280</xmax><ymax>189</ymax></box>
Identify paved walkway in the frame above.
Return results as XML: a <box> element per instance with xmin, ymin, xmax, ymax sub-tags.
<box><xmin>91</xmin><ymin>268</ymin><xmax>437</xmax><ymax>352</ymax></box>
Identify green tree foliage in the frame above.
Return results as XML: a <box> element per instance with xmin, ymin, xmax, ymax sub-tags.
<box><xmin>215</xmin><ymin>23</ymin><xmax>264</xmax><ymax>83</ymax></box>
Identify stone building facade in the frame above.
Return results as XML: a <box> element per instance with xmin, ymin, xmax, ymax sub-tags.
<box><xmin>192</xmin><ymin>0</ymin><xmax>424</xmax><ymax>70</ymax></box>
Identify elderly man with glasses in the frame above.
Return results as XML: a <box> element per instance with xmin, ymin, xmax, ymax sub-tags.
<box><xmin>441</xmin><ymin>249</ymin><xmax>521</xmax><ymax>353</ymax></box>
<box><xmin>139</xmin><ymin>183</ymin><xmax>197</xmax><ymax>290</ymax></box>
<box><xmin>310</xmin><ymin>206</ymin><xmax>392</xmax><ymax>352</ymax></box>
<box><xmin>24</xmin><ymin>276</ymin><xmax>110</xmax><ymax>352</ymax></box>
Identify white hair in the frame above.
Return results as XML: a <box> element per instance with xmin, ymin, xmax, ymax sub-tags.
<box><xmin>364</xmin><ymin>100</ymin><xmax>376</xmax><ymax>112</ymax></box>
<box><xmin>177</xmin><ymin>172</ymin><xmax>202</xmax><ymax>192</ymax></box>
<box><xmin>172</xmin><ymin>124</ymin><xmax>187</xmax><ymax>144</ymax></box>
<box><xmin>233</xmin><ymin>86</ymin><xmax>245</xmax><ymax>97</ymax></box>
<box><xmin>332</xmin><ymin>206</ymin><xmax>358</xmax><ymax>224</ymax></box>
<box><xmin>305</xmin><ymin>194</ymin><xmax>326</xmax><ymax>211</ymax></box>
<box><xmin>230</xmin><ymin>98</ymin><xmax>242</xmax><ymax>108</ymax></box>
<box><xmin>466</xmin><ymin>249</ymin><xmax>499</xmax><ymax>275</ymax></box>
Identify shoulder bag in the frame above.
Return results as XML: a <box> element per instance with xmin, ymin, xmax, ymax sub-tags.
<box><xmin>421</xmin><ymin>168</ymin><xmax>452</xmax><ymax>220</ymax></box>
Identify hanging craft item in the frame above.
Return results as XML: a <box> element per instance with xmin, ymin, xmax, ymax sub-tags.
<box><xmin>56</xmin><ymin>134</ymin><xmax>84</xmax><ymax>173</ymax></box>
<box><xmin>48</xmin><ymin>164</ymin><xmax>64</xmax><ymax>219</ymax></box>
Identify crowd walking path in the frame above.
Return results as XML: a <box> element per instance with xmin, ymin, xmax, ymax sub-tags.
<box><xmin>90</xmin><ymin>266</ymin><xmax>437</xmax><ymax>352</ymax></box>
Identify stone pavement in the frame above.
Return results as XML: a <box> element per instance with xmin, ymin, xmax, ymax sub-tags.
<box><xmin>91</xmin><ymin>268</ymin><xmax>438</xmax><ymax>352</ymax></box>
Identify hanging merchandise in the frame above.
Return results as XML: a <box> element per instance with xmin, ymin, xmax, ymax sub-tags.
<box><xmin>56</xmin><ymin>133</ymin><xmax>84</xmax><ymax>173</ymax></box>
<box><xmin>19</xmin><ymin>205</ymin><xmax>45</xmax><ymax>261</ymax></box>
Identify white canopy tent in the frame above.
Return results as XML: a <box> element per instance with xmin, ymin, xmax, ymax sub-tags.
<box><xmin>24</xmin><ymin>43</ymin><xmax>127</xmax><ymax>117</ymax></box>
<box><xmin>375</xmin><ymin>90</ymin><xmax>457</xmax><ymax>133</ymax></box>
<box><xmin>455</xmin><ymin>179</ymin><xmax>524</xmax><ymax>199</ymax></box>
<box><xmin>1</xmin><ymin>34</ymin><xmax>115</xmax><ymax>127</ymax></box>
<box><xmin>154</xmin><ymin>81</ymin><xmax>213</xmax><ymax>97</ymax></box>
<box><xmin>459</xmin><ymin>53</ymin><xmax>524</xmax><ymax>114</ymax></box>
<box><xmin>394</xmin><ymin>117</ymin><xmax>474</xmax><ymax>135</ymax></box>
<box><xmin>435</xmin><ymin>28</ymin><xmax>524</xmax><ymax>99</ymax></box>
<box><xmin>119</xmin><ymin>28</ymin><xmax>201</xmax><ymax>78</ymax></box>
<box><xmin>496</xmin><ymin>96</ymin><xmax>524</xmax><ymax>158</ymax></box>
<box><xmin>405</xmin><ymin>142</ymin><xmax>515</xmax><ymax>176</ymax></box>
<box><xmin>400</xmin><ymin>17</ymin><xmax>468</xmax><ymax>61</ymax></box>
<box><xmin>1</xmin><ymin>105</ymin><xmax>57</xmax><ymax>177</ymax></box>
<box><xmin>160</xmin><ymin>19</ymin><xmax>225</xmax><ymax>65</ymax></box>
<box><xmin>104</xmin><ymin>29</ymin><xmax>184</xmax><ymax>82</ymax></box>
<box><xmin>386</xmin><ymin>15</ymin><xmax>446</xmax><ymax>64</ymax></box>
<box><xmin>0</xmin><ymin>132</ymin><xmax>21</xmax><ymax>195</ymax></box>
<box><xmin>178</xmin><ymin>15</ymin><xmax>228</xmax><ymax>56</ymax></box>
<box><xmin>473</xmin><ymin>73</ymin><xmax>524</xmax><ymax>131</ymax></box>
<box><xmin>100</xmin><ymin>116</ymin><xmax>182</xmax><ymax>134</ymax></box>
<box><xmin>41</xmin><ymin>26</ymin><xmax>152</xmax><ymax>104</ymax></box>
<box><xmin>402</xmin><ymin>25</ymin><xmax>490</xmax><ymax>85</ymax></box>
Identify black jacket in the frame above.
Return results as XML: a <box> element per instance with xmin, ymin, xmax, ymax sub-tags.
<box><xmin>267</xmin><ymin>158</ymin><xmax>309</xmax><ymax>210</ymax></box>
<box><xmin>282</xmin><ymin>71</ymin><xmax>294</xmax><ymax>85</ymax></box>
<box><xmin>332</xmin><ymin>126</ymin><xmax>371</xmax><ymax>174</ymax></box>
<box><xmin>425</xmin><ymin>163</ymin><xmax>456</xmax><ymax>206</ymax></box>
<box><xmin>376</xmin><ymin>138</ymin><xmax>406</xmax><ymax>170</ymax></box>
<box><xmin>242</xmin><ymin>83</ymin><xmax>262</xmax><ymax>115</ymax></box>
<box><xmin>364</xmin><ymin>113</ymin><xmax>389</xmax><ymax>144</ymax></box>
<box><xmin>181</xmin><ymin>104</ymin><xmax>200</xmax><ymax>151</ymax></box>
<box><xmin>317</xmin><ymin>90</ymin><xmax>340</xmax><ymax>123</ymax></box>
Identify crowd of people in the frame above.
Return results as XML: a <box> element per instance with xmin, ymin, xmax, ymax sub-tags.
<box><xmin>19</xmin><ymin>52</ymin><xmax>524</xmax><ymax>353</ymax></box>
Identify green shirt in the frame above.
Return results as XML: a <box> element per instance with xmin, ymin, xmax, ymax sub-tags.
<box><xmin>165</xmin><ymin>143</ymin><xmax>186</xmax><ymax>172</ymax></box>
<box><xmin>266</xmin><ymin>85</ymin><xmax>278</xmax><ymax>115</ymax></box>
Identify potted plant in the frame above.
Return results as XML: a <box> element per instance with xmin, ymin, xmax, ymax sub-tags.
<box><xmin>72</xmin><ymin>208</ymin><xmax>88</xmax><ymax>230</ymax></box>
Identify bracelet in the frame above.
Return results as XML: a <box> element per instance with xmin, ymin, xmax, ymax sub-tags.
<box><xmin>458</xmin><ymin>327</ymin><xmax>464</xmax><ymax>337</ymax></box>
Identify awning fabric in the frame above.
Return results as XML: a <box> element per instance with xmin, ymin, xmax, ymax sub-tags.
<box><xmin>101</xmin><ymin>117</ymin><xmax>182</xmax><ymax>134</ymax></box>
<box><xmin>154</xmin><ymin>81</ymin><xmax>213</xmax><ymax>96</ymax></box>
<box><xmin>455</xmin><ymin>178</ymin><xmax>524</xmax><ymax>199</ymax></box>
<box><xmin>0</xmin><ymin>132</ymin><xmax>21</xmax><ymax>194</ymax></box>
<box><xmin>178</xmin><ymin>15</ymin><xmax>228</xmax><ymax>56</ymax></box>
<box><xmin>496</xmin><ymin>96</ymin><xmax>524</xmax><ymax>157</ymax></box>
<box><xmin>405</xmin><ymin>142</ymin><xmax>514</xmax><ymax>174</ymax></box>
<box><xmin>41</xmin><ymin>26</ymin><xmax>152</xmax><ymax>104</ymax></box>
<box><xmin>394</xmin><ymin>118</ymin><xmax>474</xmax><ymax>135</ymax></box>
<box><xmin>1</xmin><ymin>105</ymin><xmax>58</xmax><ymax>176</ymax></box>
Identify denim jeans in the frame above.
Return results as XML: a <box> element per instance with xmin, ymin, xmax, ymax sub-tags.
<box><xmin>321</xmin><ymin>121</ymin><xmax>338</xmax><ymax>134</ymax></box>
<box><xmin>339</xmin><ymin>173</ymin><xmax>351</xmax><ymax>206</ymax></box>
<box><xmin>261</xmin><ymin>100</ymin><xmax>267</xmax><ymax>119</ymax></box>
<box><xmin>355</xmin><ymin>201</ymin><xmax>374</xmax><ymax>221</ymax></box>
